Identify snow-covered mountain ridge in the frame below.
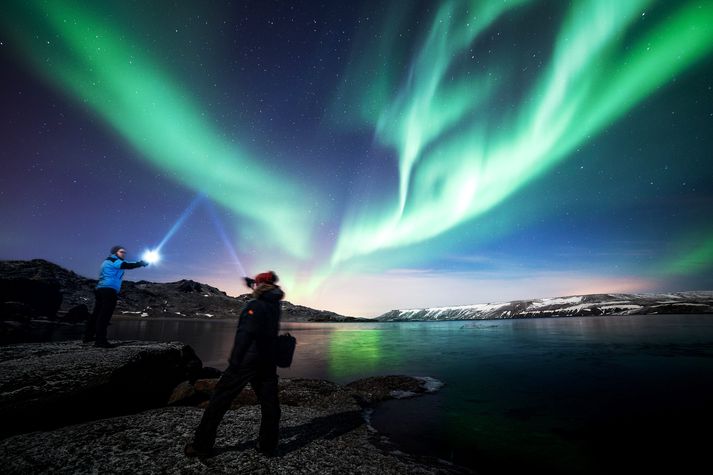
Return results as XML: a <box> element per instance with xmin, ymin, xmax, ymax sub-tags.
<box><xmin>376</xmin><ymin>291</ymin><xmax>713</xmax><ymax>321</ymax></box>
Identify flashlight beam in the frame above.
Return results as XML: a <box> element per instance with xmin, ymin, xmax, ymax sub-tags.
<box><xmin>155</xmin><ymin>194</ymin><xmax>205</xmax><ymax>252</ymax></box>
<box><xmin>206</xmin><ymin>202</ymin><xmax>248</xmax><ymax>277</ymax></box>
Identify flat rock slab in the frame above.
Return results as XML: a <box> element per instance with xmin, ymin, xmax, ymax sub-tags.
<box><xmin>0</xmin><ymin>340</ymin><xmax>200</xmax><ymax>438</ymax></box>
<box><xmin>0</xmin><ymin>405</ymin><xmax>469</xmax><ymax>474</ymax></box>
<box><xmin>170</xmin><ymin>375</ymin><xmax>445</xmax><ymax>412</ymax></box>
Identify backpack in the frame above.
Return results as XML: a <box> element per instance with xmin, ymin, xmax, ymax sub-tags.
<box><xmin>275</xmin><ymin>333</ymin><xmax>296</xmax><ymax>368</ymax></box>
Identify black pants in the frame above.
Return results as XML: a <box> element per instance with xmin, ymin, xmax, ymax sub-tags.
<box><xmin>193</xmin><ymin>364</ymin><xmax>280</xmax><ymax>451</ymax></box>
<box><xmin>84</xmin><ymin>288</ymin><xmax>118</xmax><ymax>343</ymax></box>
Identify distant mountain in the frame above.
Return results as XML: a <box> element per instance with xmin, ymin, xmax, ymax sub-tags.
<box><xmin>376</xmin><ymin>292</ymin><xmax>713</xmax><ymax>321</ymax></box>
<box><xmin>0</xmin><ymin>259</ymin><xmax>363</xmax><ymax>322</ymax></box>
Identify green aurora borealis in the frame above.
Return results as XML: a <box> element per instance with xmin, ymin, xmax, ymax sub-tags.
<box><xmin>2</xmin><ymin>0</ymin><xmax>712</xmax><ymax>313</ymax></box>
<box><xmin>4</xmin><ymin>0</ymin><xmax>319</xmax><ymax>259</ymax></box>
<box><xmin>332</xmin><ymin>0</ymin><xmax>713</xmax><ymax>265</ymax></box>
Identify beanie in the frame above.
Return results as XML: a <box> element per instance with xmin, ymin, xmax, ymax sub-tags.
<box><xmin>110</xmin><ymin>245</ymin><xmax>124</xmax><ymax>255</ymax></box>
<box><xmin>254</xmin><ymin>271</ymin><xmax>278</xmax><ymax>285</ymax></box>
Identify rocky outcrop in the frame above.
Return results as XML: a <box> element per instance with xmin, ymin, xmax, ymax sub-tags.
<box><xmin>0</xmin><ymin>259</ymin><xmax>93</xmax><ymax>314</ymax></box>
<box><xmin>281</xmin><ymin>301</ymin><xmax>365</xmax><ymax>322</ymax></box>
<box><xmin>62</xmin><ymin>304</ymin><xmax>90</xmax><ymax>323</ymax></box>
<box><xmin>0</xmin><ymin>340</ymin><xmax>202</xmax><ymax>438</ymax></box>
<box><xmin>0</xmin><ymin>340</ymin><xmax>467</xmax><ymax>474</ymax></box>
<box><xmin>168</xmin><ymin>375</ymin><xmax>443</xmax><ymax>410</ymax></box>
<box><xmin>0</xmin><ymin>277</ymin><xmax>62</xmax><ymax>318</ymax></box>
<box><xmin>0</xmin><ymin>259</ymin><xmax>363</xmax><ymax>323</ymax></box>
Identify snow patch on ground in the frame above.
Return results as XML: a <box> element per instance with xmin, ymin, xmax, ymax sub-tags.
<box><xmin>361</xmin><ymin>407</ymin><xmax>375</xmax><ymax>430</ymax></box>
<box><xmin>599</xmin><ymin>305</ymin><xmax>642</xmax><ymax>310</ymax></box>
<box><xmin>415</xmin><ymin>376</ymin><xmax>444</xmax><ymax>393</ymax></box>
<box><xmin>389</xmin><ymin>390</ymin><xmax>417</xmax><ymax>399</ymax></box>
<box><xmin>529</xmin><ymin>296</ymin><xmax>583</xmax><ymax>309</ymax></box>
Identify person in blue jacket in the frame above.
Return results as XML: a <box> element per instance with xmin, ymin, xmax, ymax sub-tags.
<box><xmin>83</xmin><ymin>245</ymin><xmax>148</xmax><ymax>348</ymax></box>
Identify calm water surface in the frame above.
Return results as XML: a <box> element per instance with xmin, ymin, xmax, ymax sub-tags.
<box><xmin>104</xmin><ymin>315</ymin><xmax>713</xmax><ymax>474</ymax></box>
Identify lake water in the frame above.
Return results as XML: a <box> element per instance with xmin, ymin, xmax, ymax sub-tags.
<box><xmin>103</xmin><ymin>315</ymin><xmax>713</xmax><ymax>474</ymax></box>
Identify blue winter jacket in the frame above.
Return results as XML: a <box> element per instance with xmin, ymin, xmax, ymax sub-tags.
<box><xmin>96</xmin><ymin>255</ymin><xmax>144</xmax><ymax>292</ymax></box>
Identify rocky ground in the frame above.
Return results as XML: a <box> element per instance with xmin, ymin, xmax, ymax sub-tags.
<box><xmin>0</xmin><ymin>404</ymin><xmax>467</xmax><ymax>474</ymax></box>
<box><xmin>0</xmin><ymin>340</ymin><xmax>470</xmax><ymax>474</ymax></box>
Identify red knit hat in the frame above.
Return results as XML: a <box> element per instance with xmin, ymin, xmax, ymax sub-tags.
<box><xmin>254</xmin><ymin>271</ymin><xmax>278</xmax><ymax>284</ymax></box>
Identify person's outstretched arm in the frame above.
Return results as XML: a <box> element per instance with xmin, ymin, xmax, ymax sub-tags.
<box><xmin>120</xmin><ymin>260</ymin><xmax>148</xmax><ymax>269</ymax></box>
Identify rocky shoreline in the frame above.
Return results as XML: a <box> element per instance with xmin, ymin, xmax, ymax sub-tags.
<box><xmin>0</xmin><ymin>340</ymin><xmax>470</xmax><ymax>474</ymax></box>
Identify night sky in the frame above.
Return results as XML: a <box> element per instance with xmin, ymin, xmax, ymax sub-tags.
<box><xmin>1</xmin><ymin>1</ymin><xmax>712</xmax><ymax>316</ymax></box>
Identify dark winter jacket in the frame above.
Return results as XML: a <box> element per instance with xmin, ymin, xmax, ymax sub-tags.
<box><xmin>96</xmin><ymin>254</ymin><xmax>145</xmax><ymax>292</ymax></box>
<box><xmin>229</xmin><ymin>283</ymin><xmax>284</xmax><ymax>368</ymax></box>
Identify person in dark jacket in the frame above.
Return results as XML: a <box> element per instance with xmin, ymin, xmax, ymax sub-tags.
<box><xmin>185</xmin><ymin>271</ymin><xmax>284</xmax><ymax>458</ymax></box>
<box><xmin>83</xmin><ymin>245</ymin><xmax>148</xmax><ymax>348</ymax></box>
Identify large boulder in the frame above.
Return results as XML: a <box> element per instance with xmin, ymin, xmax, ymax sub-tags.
<box><xmin>0</xmin><ymin>278</ymin><xmax>62</xmax><ymax>319</ymax></box>
<box><xmin>61</xmin><ymin>304</ymin><xmax>90</xmax><ymax>323</ymax></box>
<box><xmin>0</xmin><ymin>301</ymin><xmax>36</xmax><ymax>322</ymax></box>
<box><xmin>0</xmin><ymin>302</ymin><xmax>35</xmax><ymax>343</ymax></box>
<box><xmin>0</xmin><ymin>340</ymin><xmax>202</xmax><ymax>438</ymax></box>
<box><xmin>0</xmin><ymin>259</ymin><xmax>96</xmax><ymax>313</ymax></box>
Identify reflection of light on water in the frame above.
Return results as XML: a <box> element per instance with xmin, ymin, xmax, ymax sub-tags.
<box><xmin>327</xmin><ymin>329</ymin><xmax>383</xmax><ymax>380</ymax></box>
<box><xmin>276</xmin><ymin>323</ymin><xmax>408</xmax><ymax>382</ymax></box>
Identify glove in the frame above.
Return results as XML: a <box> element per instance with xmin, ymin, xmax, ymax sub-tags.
<box><xmin>139</xmin><ymin>260</ymin><xmax>149</xmax><ymax>267</ymax></box>
<box><xmin>244</xmin><ymin>277</ymin><xmax>255</xmax><ymax>288</ymax></box>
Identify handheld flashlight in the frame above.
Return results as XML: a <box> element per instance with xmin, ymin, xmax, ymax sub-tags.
<box><xmin>142</xmin><ymin>249</ymin><xmax>161</xmax><ymax>264</ymax></box>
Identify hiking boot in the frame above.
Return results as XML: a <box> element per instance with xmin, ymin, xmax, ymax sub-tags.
<box><xmin>94</xmin><ymin>341</ymin><xmax>116</xmax><ymax>348</ymax></box>
<box><xmin>184</xmin><ymin>443</ymin><xmax>213</xmax><ymax>458</ymax></box>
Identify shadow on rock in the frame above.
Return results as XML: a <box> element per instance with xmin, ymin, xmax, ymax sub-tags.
<box><xmin>216</xmin><ymin>408</ymin><xmax>365</xmax><ymax>457</ymax></box>
<box><xmin>280</xmin><ymin>409</ymin><xmax>365</xmax><ymax>454</ymax></box>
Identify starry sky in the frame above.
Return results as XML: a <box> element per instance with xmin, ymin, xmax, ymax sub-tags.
<box><xmin>1</xmin><ymin>0</ymin><xmax>712</xmax><ymax>317</ymax></box>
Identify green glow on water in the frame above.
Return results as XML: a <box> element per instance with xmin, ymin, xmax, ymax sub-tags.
<box><xmin>327</xmin><ymin>329</ymin><xmax>385</xmax><ymax>380</ymax></box>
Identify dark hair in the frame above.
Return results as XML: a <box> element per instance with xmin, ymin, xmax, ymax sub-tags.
<box><xmin>110</xmin><ymin>245</ymin><xmax>125</xmax><ymax>255</ymax></box>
